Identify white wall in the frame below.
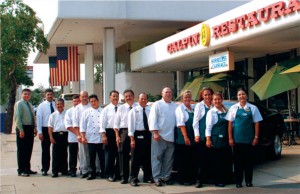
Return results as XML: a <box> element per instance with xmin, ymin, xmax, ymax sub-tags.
<box><xmin>58</xmin><ymin>0</ymin><xmax>246</xmax><ymax>21</ymax></box>
<box><xmin>115</xmin><ymin>72</ymin><xmax>174</xmax><ymax>101</ymax></box>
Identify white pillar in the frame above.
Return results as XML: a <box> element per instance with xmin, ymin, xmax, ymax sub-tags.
<box><xmin>247</xmin><ymin>58</ymin><xmax>254</xmax><ymax>101</ymax></box>
<box><xmin>71</xmin><ymin>82</ymin><xmax>80</xmax><ymax>94</ymax></box>
<box><xmin>103</xmin><ymin>28</ymin><xmax>115</xmax><ymax>104</ymax></box>
<box><xmin>176</xmin><ymin>71</ymin><xmax>184</xmax><ymax>97</ymax></box>
<box><xmin>84</xmin><ymin>44</ymin><xmax>94</xmax><ymax>95</ymax></box>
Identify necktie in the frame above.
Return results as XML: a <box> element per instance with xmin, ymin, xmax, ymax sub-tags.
<box><xmin>115</xmin><ymin>106</ymin><xmax>118</xmax><ymax>112</ymax></box>
<box><xmin>130</xmin><ymin>107</ymin><xmax>132</xmax><ymax>110</ymax></box>
<box><xmin>26</xmin><ymin>102</ymin><xmax>35</xmax><ymax>125</ymax></box>
<box><xmin>143</xmin><ymin>107</ymin><xmax>149</xmax><ymax>130</ymax></box>
<box><xmin>50</xmin><ymin>102</ymin><xmax>54</xmax><ymax>113</ymax></box>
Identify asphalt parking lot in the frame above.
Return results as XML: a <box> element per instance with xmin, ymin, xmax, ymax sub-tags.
<box><xmin>1</xmin><ymin>133</ymin><xmax>299</xmax><ymax>194</ymax></box>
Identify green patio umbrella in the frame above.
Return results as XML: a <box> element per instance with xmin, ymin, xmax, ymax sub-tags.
<box><xmin>279</xmin><ymin>56</ymin><xmax>300</xmax><ymax>74</ymax></box>
<box><xmin>251</xmin><ymin>64</ymin><xmax>300</xmax><ymax>100</ymax></box>
<box><xmin>177</xmin><ymin>76</ymin><xmax>224</xmax><ymax>101</ymax></box>
<box><xmin>280</xmin><ymin>64</ymin><xmax>300</xmax><ymax>74</ymax></box>
<box><xmin>201</xmin><ymin>72</ymin><xmax>252</xmax><ymax>100</ymax></box>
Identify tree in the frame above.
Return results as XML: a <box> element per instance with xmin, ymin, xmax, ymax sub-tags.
<box><xmin>94</xmin><ymin>63</ymin><xmax>103</xmax><ymax>84</ymax></box>
<box><xmin>29</xmin><ymin>86</ymin><xmax>45</xmax><ymax>106</ymax></box>
<box><xmin>1</xmin><ymin>0</ymin><xmax>49</xmax><ymax>134</ymax></box>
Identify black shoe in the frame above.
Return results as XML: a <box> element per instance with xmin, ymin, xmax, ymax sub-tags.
<box><xmin>165</xmin><ymin>179</ymin><xmax>174</xmax><ymax>185</ymax></box>
<box><xmin>215</xmin><ymin>183</ymin><xmax>225</xmax><ymax>187</ymax></box>
<box><xmin>19</xmin><ymin>172</ymin><xmax>30</xmax><ymax>177</ymax></box>
<box><xmin>61</xmin><ymin>171</ymin><xmax>69</xmax><ymax>176</ymax></box>
<box><xmin>155</xmin><ymin>180</ymin><xmax>163</xmax><ymax>187</ymax></box>
<box><xmin>107</xmin><ymin>177</ymin><xmax>116</xmax><ymax>182</ymax></box>
<box><xmin>70</xmin><ymin>172</ymin><xmax>77</xmax><ymax>177</ymax></box>
<box><xmin>236</xmin><ymin>184</ymin><xmax>242</xmax><ymax>188</ymax></box>
<box><xmin>52</xmin><ymin>173</ymin><xmax>58</xmax><ymax>178</ymax></box>
<box><xmin>130</xmin><ymin>181</ymin><xmax>139</xmax><ymax>187</ymax></box>
<box><xmin>195</xmin><ymin>181</ymin><xmax>203</xmax><ymax>188</ymax></box>
<box><xmin>120</xmin><ymin>179</ymin><xmax>128</xmax><ymax>184</ymax></box>
<box><xmin>42</xmin><ymin>171</ymin><xmax>48</xmax><ymax>176</ymax></box>
<box><xmin>87</xmin><ymin>175</ymin><xmax>96</xmax><ymax>180</ymax></box>
<box><xmin>29</xmin><ymin>170</ymin><xmax>37</xmax><ymax>174</ymax></box>
<box><xmin>143</xmin><ymin>178</ymin><xmax>155</xmax><ymax>183</ymax></box>
<box><xmin>81</xmin><ymin>173</ymin><xmax>89</xmax><ymax>179</ymax></box>
<box><xmin>246</xmin><ymin>183</ymin><xmax>253</xmax><ymax>187</ymax></box>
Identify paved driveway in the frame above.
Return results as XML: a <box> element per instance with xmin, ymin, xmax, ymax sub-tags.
<box><xmin>1</xmin><ymin>134</ymin><xmax>299</xmax><ymax>194</ymax></box>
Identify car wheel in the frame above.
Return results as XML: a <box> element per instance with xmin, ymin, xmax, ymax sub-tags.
<box><xmin>270</xmin><ymin>135</ymin><xmax>282</xmax><ymax>159</ymax></box>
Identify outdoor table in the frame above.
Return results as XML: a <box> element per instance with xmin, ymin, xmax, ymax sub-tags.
<box><xmin>283</xmin><ymin>118</ymin><xmax>299</xmax><ymax>146</ymax></box>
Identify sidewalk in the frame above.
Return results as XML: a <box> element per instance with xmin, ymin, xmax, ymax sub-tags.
<box><xmin>1</xmin><ymin>133</ymin><xmax>300</xmax><ymax>194</ymax></box>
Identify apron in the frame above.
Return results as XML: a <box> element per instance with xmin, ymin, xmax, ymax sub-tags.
<box><xmin>211</xmin><ymin>112</ymin><xmax>228</xmax><ymax>148</ymax></box>
<box><xmin>199</xmin><ymin>106</ymin><xmax>209</xmax><ymax>142</ymax></box>
<box><xmin>176</xmin><ymin>110</ymin><xmax>195</xmax><ymax>145</ymax></box>
<box><xmin>233</xmin><ymin>107</ymin><xmax>254</xmax><ymax>144</ymax></box>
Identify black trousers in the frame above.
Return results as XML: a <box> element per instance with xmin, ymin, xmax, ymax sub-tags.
<box><xmin>88</xmin><ymin>143</ymin><xmax>105</xmax><ymax>175</ymax></box>
<box><xmin>16</xmin><ymin>125</ymin><xmax>34</xmax><ymax>174</ymax></box>
<box><xmin>118</xmin><ymin>128</ymin><xmax>131</xmax><ymax>181</ymax></box>
<box><xmin>68</xmin><ymin>142</ymin><xmax>78</xmax><ymax>173</ymax></box>
<box><xmin>52</xmin><ymin>132</ymin><xmax>68</xmax><ymax>174</ymax></box>
<box><xmin>233</xmin><ymin>143</ymin><xmax>255</xmax><ymax>184</ymax></box>
<box><xmin>104</xmin><ymin>128</ymin><xmax>120</xmax><ymax>178</ymax></box>
<box><xmin>211</xmin><ymin>146</ymin><xmax>233</xmax><ymax>184</ymax></box>
<box><xmin>41</xmin><ymin>127</ymin><xmax>51</xmax><ymax>172</ymax></box>
<box><xmin>130</xmin><ymin>130</ymin><xmax>152</xmax><ymax>181</ymax></box>
<box><xmin>176</xmin><ymin>144</ymin><xmax>197</xmax><ymax>183</ymax></box>
<box><xmin>195</xmin><ymin>141</ymin><xmax>212</xmax><ymax>183</ymax></box>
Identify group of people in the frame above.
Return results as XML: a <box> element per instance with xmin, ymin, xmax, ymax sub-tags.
<box><xmin>14</xmin><ymin>86</ymin><xmax>262</xmax><ymax>189</ymax></box>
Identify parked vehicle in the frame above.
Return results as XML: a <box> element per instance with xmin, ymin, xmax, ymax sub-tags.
<box><xmin>59</xmin><ymin>93</ymin><xmax>79</xmax><ymax>110</ymax></box>
<box><xmin>223</xmin><ymin>101</ymin><xmax>285</xmax><ymax>159</ymax></box>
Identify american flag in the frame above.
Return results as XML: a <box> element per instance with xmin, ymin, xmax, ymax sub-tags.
<box><xmin>49</xmin><ymin>56</ymin><xmax>68</xmax><ymax>86</ymax></box>
<box><xmin>49</xmin><ymin>56</ymin><xmax>58</xmax><ymax>86</ymax></box>
<box><xmin>56</xmin><ymin>46</ymin><xmax>80</xmax><ymax>83</ymax></box>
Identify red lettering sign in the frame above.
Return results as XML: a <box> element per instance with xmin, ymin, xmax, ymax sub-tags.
<box><xmin>212</xmin><ymin>0</ymin><xmax>299</xmax><ymax>39</ymax></box>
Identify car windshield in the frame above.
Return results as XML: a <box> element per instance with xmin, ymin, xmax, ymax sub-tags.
<box><xmin>63</xmin><ymin>94</ymin><xmax>75</xmax><ymax>101</ymax></box>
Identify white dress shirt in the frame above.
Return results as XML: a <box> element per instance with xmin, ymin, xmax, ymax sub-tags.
<box><xmin>64</xmin><ymin>107</ymin><xmax>77</xmax><ymax>143</ymax></box>
<box><xmin>205</xmin><ymin>107</ymin><xmax>227</xmax><ymax>137</ymax></box>
<box><xmin>99</xmin><ymin>103</ymin><xmax>119</xmax><ymax>133</ymax></box>
<box><xmin>114</xmin><ymin>102</ymin><xmax>138</xmax><ymax>129</ymax></box>
<box><xmin>148</xmin><ymin>99</ymin><xmax>177</xmax><ymax>142</ymax></box>
<box><xmin>36</xmin><ymin>100</ymin><xmax>56</xmax><ymax>134</ymax></box>
<box><xmin>193</xmin><ymin>100</ymin><xmax>213</xmax><ymax>136</ymax></box>
<box><xmin>175</xmin><ymin>103</ymin><xmax>195</xmax><ymax>127</ymax></box>
<box><xmin>225</xmin><ymin>102</ymin><xmax>263</xmax><ymax>122</ymax></box>
<box><xmin>73</xmin><ymin>103</ymin><xmax>91</xmax><ymax>128</ymax></box>
<box><xmin>48</xmin><ymin>110</ymin><xmax>67</xmax><ymax>132</ymax></box>
<box><xmin>128</xmin><ymin>105</ymin><xmax>150</xmax><ymax>136</ymax></box>
<box><xmin>80</xmin><ymin>106</ymin><xmax>103</xmax><ymax>143</ymax></box>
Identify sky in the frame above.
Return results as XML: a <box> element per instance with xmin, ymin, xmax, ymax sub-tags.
<box><xmin>22</xmin><ymin>0</ymin><xmax>58</xmax><ymax>89</ymax></box>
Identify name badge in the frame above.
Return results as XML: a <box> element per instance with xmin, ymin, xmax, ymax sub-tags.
<box><xmin>242</xmin><ymin>113</ymin><xmax>248</xmax><ymax>116</ymax></box>
<box><xmin>218</xmin><ymin>134</ymin><xmax>223</xmax><ymax>138</ymax></box>
<box><xmin>137</xmin><ymin>136</ymin><xmax>144</xmax><ymax>139</ymax></box>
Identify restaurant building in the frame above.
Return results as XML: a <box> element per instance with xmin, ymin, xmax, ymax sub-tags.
<box><xmin>131</xmin><ymin>0</ymin><xmax>300</xmax><ymax>113</ymax></box>
<box><xmin>35</xmin><ymin>0</ymin><xmax>300</xmax><ymax>114</ymax></box>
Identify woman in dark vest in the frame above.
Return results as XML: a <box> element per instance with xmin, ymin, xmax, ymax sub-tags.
<box><xmin>175</xmin><ymin>90</ymin><xmax>196</xmax><ymax>185</ymax></box>
<box><xmin>193</xmin><ymin>87</ymin><xmax>214</xmax><ymax>188</ymax></box>
<box><xmin>226</xmin><ymin>88</ymin><xmax>262</xmax><ymax>188</ymax></box>
<box><xmin>205</xmin><ymin>92</ymin><xmax>232</xmax><ymax>187</ymax></box>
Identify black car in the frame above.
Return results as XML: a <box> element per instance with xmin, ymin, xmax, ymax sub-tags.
<box><xmin>223</xmin><ymin>101</ymin><xmax>285</xmax><ymax>159</ymax></box>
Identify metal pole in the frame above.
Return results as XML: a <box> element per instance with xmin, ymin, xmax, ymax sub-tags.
<box><xmin>227</xmin><ymin>80</ymin><xmax>230</xmax><ymax>100</ymax></box>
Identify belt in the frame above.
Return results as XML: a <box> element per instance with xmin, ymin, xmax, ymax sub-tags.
<box><xmin>54</xmin><ymin>131</ymin><xmax>68</xmax><ymax>135</ymax></box>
